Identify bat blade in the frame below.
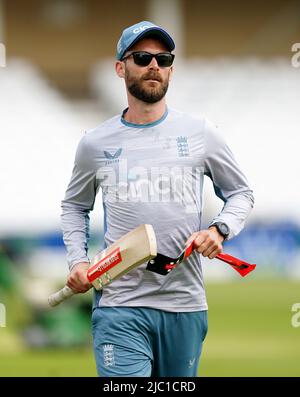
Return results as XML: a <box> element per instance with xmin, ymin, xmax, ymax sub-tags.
<box><xmin>48</xmin><ymin>224</ymin><xmax>157</xmax><ymax>307</ymax></box>
<box><xmin>87</xmin><ymin>224</ymin><xmax>157</xmax><ymax>290</ymax></box>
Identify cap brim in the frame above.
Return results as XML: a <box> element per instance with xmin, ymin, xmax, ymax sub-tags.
<box><xmin>122</xmin><ymin>27</ymin><xmax>175</xmax><ymax>58</ymax></box>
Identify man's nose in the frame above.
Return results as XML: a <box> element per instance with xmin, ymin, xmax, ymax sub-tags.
<box><xmin>148</xmin><ymin>56</ymin><xmax>159</xmax><ymax>70</ymax></box>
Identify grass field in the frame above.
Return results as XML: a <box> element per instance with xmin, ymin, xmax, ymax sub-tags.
<box><xmin>1</xmin><ymin>279</ymin><xmax>300</xmax><ymax>377</ymax></box>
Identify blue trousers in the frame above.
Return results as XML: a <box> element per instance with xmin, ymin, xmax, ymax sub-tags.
<box><xmin>92</xmin><ymin>307</ymin><xmax>208</xmax><ymax>377</ymax></box>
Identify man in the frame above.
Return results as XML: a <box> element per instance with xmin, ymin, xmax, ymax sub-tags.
<box><xmin>62</xmin><ymin>21</ymin><xmax>254</xmax><ymax>377</ymax></box>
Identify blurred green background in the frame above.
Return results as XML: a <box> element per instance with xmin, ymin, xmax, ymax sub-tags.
<box><xmin>1</xmin><ymin>277</ymin><xmax>300</xmax><ymax>377</ymax></box>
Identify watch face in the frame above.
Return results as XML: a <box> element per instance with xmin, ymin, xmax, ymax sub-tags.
<box><xmin>219</xmin><ymin>223</ymin><xmax>229</xmax><ymax>236</ymax></box>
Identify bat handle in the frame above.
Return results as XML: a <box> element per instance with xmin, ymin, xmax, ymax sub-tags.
<box><xmin>48</xmin><ymin>285</ymin><xmax>74</xmax><ymax>307</ymax></box>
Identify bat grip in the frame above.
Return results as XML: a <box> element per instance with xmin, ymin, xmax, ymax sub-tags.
<box><xmin>48</xmin><ymin>285</ymin><xmax>74</xmax><ymax>307</ymax></box>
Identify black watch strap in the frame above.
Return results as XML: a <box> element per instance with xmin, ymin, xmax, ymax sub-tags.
<box><xmin>210</xmin><ymin>222</ymin><xmax>230</xmax><ymax>240</ymax></box>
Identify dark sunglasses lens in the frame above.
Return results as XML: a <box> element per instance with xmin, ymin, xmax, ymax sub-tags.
<box><xmin>132</xmin><ymin>52</ymin><xmax>174</xmax><ymax>67</ymax></box>
<box><xmin>133</xmin><ymin>53</ymin><xmax>153</xmax><ymax>66</ymax></box>
<box><xmin>156</xmin><ymin>54</ymin><xmax>174</xmax><ymax>67</ymax></box>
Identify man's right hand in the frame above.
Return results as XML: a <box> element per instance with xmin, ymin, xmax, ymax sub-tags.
<box><xmin>67</xmin><ymin>262</ymin><xmax>92</xmax><ymax>293</ymax></box>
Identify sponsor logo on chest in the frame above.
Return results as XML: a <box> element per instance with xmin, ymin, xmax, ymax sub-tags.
<box><xmin>104</xmin><ymin>148</ymin><xmax>122</xmax><ymax>165</ymax></box>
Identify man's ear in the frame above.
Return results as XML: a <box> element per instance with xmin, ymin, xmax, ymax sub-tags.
<box><xmin>115</xmin><ymin>61</ymin><xmax>125</xmax><ymax>78</ymax></box>
<box><xmin>168</xmin><ymin>66</ymin><xmax>174</xmax><ymax>82</ymax></box>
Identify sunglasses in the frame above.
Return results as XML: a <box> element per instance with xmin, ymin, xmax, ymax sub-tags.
<box><xmin>121</xmin><ymin>51</ymin><xmax>175</xmax><ymax>67</ymax></box>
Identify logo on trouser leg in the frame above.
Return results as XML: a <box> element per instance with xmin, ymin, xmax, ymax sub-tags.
<box><xmin>103</xmin><ymin>344</ymin><xmax>115</xmax><ymax>367</ymax></box>
<box><xmin>188</xmin><ymin>357</ymin><xmax>196</xmax><ymax>368</ymax></box>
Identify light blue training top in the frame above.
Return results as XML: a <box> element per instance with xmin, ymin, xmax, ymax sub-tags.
<box><xmin>61</xmin><ymin>107</ymin><xmax>254</xmax><ymax>312</ymax></box>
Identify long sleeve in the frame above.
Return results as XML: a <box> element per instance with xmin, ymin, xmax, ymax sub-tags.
<box><xmin>203</xmin><ymin>119</ymin><xmax>254</xmax><ymax>239</ymax></box>
<box><xmin>61</xmin><ymin>135</ymin><xmax>100</xmax><ymax>270</ymax></box>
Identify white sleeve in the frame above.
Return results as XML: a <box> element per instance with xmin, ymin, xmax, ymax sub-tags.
<box><xmin>61</xmin><ymin>135</ymin><xmax>100</xmax><ymax>270</ymax></box>
<box><xmin>203</xmin><ymin>119</ymin><xmax>254</xmax><ymax>239</ymax></box>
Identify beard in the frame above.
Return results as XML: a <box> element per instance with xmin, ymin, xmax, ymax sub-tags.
<box><xmin>125</xmin><ymin>69</ymin><xmax>170</xmax><ymax>103</ymax></box>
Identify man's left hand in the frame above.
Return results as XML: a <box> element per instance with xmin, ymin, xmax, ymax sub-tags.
<box><xmin>185</xmin><ymin>227</ymin><xmax>224</xmax><ymax>259</ymax></box>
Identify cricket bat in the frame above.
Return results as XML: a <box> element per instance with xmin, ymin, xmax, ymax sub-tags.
<box><xmin>48</xmin><ymin>224</ymin><xmax>157</xmax><ymax>307</ymax></box>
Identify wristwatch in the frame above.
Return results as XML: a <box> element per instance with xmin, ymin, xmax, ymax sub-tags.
<box><xmin>210</xmin><ymin>222</ymin><xmax>230</xmax><ymax>240</ymax></box>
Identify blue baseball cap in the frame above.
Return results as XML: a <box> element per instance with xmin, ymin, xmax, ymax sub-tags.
<box><xmin>116</xmin><ymin>21</ymin><xmax>175</xmax><ymax>60</ymax></box>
